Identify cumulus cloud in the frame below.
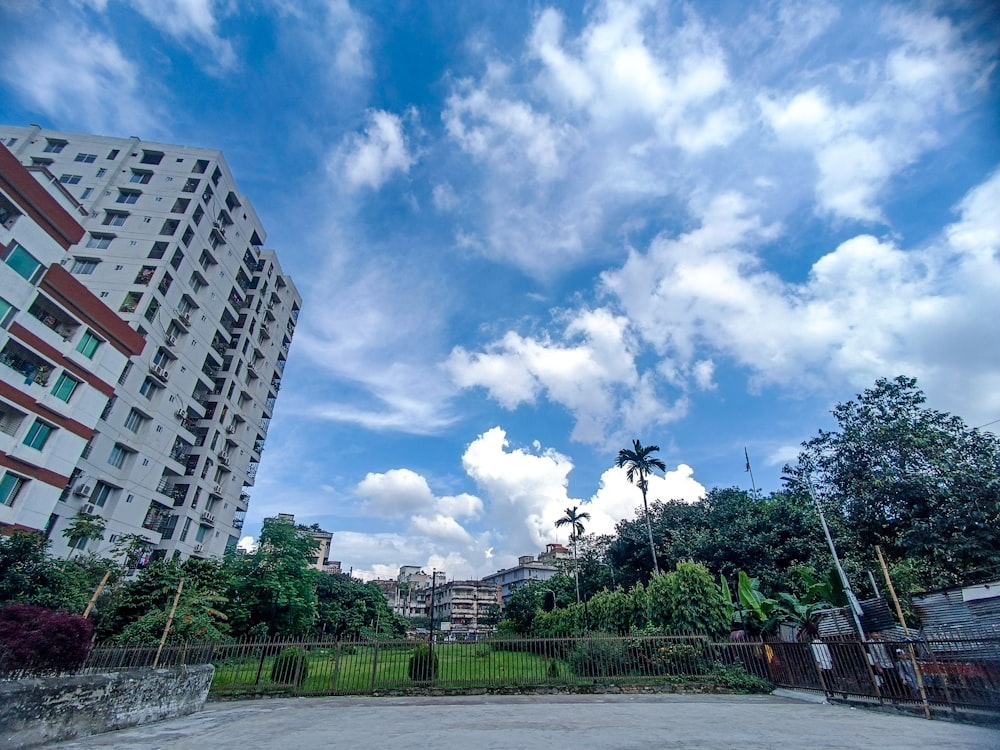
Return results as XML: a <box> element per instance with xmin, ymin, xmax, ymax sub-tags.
<box><xmin>270</xmin><ymin>0</ymin><xmax>371</xmax><ymax>84</ymax></box>
<box><xmin>333</xmin><ymin>109</ymin><xmax>416</xmax><ymax>191</ymax></box>
<box><xmin>449</xmin><ymin>308</ymin><xmax>673</xmax><ymax>444</ymax></box>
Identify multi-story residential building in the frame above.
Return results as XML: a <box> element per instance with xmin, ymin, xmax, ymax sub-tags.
<box><xmin>1</xmin><ymin>146</ymin><xmax>144</xmax><ymax>542</ymax></box>
<box><xmin>482</xmin><ymin>550</ymin><xmax>561</xmax><ymax>603</ymax></box>
<box><xmin>0</xmin><ymin>126</ymin><xmax>301</xmax><ymax>561</ymax></box>
<box><xmin>374</xmin><ymin>566</ymin><xmax>441</xmax><ymax>620</ymax></box>
<box><xmin>431</xmin><ymin>579</ymin><xmax>500</xmax><ymax>638</ymax></box>
<box><xmin>275</xmin><ymin>513</ymin><xmax>333</xmax><ymax>571</ymax></box>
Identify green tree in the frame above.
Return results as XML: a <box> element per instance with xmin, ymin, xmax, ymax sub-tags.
<box><xmin>0</xmin><ymin>533</ymin><xmax>101</xmax><ymax>613</ymax></box>
<box><xmin>61</xmin><ymin>512</ymin><xmax>106</xmax><ymax>559</ymax></box>
<box><xmin>554</xmin><ymin>505</ymin><xmax>591</xmax><ymax>605</ymax></box>
<box><xmin>616</xmin><ymin>439</ymin><xmax>667</xmax><ymax>575</ymax></box>
<box><xmin>647</xmin><ymin>561</ymin><xmax>730</xmax><ymax>637</ymax></box>
<box><xmin>225</xmin><ymin>517</ymin><xmax>319</xmax><ymax>637</ymax></box>
<box><xmin>785</xmin><ymin>375</ymin><xmax>1000</xmax><ymax>587</ymax></box>
<box><xmin>316</xmin><ymin>574</ymin><xmax>404</xmax><ymax>639</ymax></box>
<box><xmin>588</xmin><ymin>587</ymin><xmax>632</xmax><ymax>635</ymax></box>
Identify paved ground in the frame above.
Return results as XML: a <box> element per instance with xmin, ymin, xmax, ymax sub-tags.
<box><xmin>47</xmin><ymin>693</ymin><xmax>998</xmax><ymax>750</ymax></box>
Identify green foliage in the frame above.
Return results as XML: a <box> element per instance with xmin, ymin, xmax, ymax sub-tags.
<box><xmin>737</xmin><ymin>572</ymin><xmax>782</xmax><ymax>636</ymax></box>
<box><xmin>646</xmin><ymin>562</ymin><xmax>730</xmax><ymax>637</ymax></box>
<box><xmin>712</xmin><ymin>662</ymin><xmax>773</xmax><ymax>693</ymax></box>
<box><xmin>225</xmin><ymin>517</ymin><xmax>319</xmax><ymax>637</ymax></box>
<box><xmin>532</xmin><ymin>602</ymin><xmax>585</xmax><ymax>637</ymax></box>
<box><xmin>316</xmin><ymin>574</ymin><xmax>404</xmax><ymax>639</ymax></box>
<box><xmin>0</xmin><ymin>533</ymin><xmax>105</xmax><ymax>614</ymax></box>
<box><xmin>588</xmin><ymin>587</ymin><xmax>633</xmax><ymax>635</ymax></box>
<box><xmin>616</xmin><ymin>439</ymin><xmax>667</xmax><ymax>575</ymax></box>
<box><xmin>785</xmin><ymin>375</ymin><xmax>1000</xmax><ymax>587</ymax></box>
<box><xmin>408</xmin><ymin>644</ymin><xmax>439</xmax><ymax>681</ymax></box>
<box><xmin>271</xmin><ymin>647</ymin><xmax>309</xmax><ymax>685</ymax></box>
<box><xmin>567</xmin><ymin>637</ymin><xmax>631</xmax><ymax>678</ymax></box>
<box><xmin>61</xmin><ymin>512</ymin><xmax>106</xmax><ymax>556</ymax></box>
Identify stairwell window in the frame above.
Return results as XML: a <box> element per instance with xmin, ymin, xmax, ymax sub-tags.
<box><xmin>0</xmin><ymin>472</ymin><xmax>26</xmax><ymax>507</ymax></box>
<box><xmin>3</xmin><ymin>243</ymin><xmax>44</xmax><ymax>283</ymax></box>
<box><xmin>76</xmin><ymin>330</ymin><xmax>101</xmax><ymax>358</ymax></box>
<box><xmin>23</xmin><ymin>420</ymin><xmax>54</xmax><ymax>450</ymax></box>
<box><xmin>52</xmin><ymin>372</ymin><xmax>80</xmax><ymax>402</ymax></box>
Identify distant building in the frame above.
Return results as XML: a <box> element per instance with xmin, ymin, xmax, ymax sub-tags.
<box><xmin>432</xmin><ymin>579</ymin><xmax>500</xmax><ymax>638</ymax></box>
<box><xmin>275</xmin><ymin>512</ymin><xmax>333</xmax><ymax>571</ymax></box>
<box><xmin>482</xmin><ymin>548</ymin><xmax>561</xmax><ymax>602</ymax></box>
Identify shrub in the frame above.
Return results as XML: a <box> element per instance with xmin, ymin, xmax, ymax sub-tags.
<box><xmin>0</xmin><ymin>603</ymin><xmax>93</xmax><ymax>676</ymax></box>
<box><xmin>712</xmin><ymin>662</ymin><xmax>773</xmax><ymax>693</ymax></box>
<box><xmin>408</xmin><ymin>645</ymin><xmax>438</xmax><ymax>681</ymax></box>
<box><xmin>567</xmin><ymin>637</ymin><xmax>632</xmax><ymax>679</ymax></box>
<box><xmin>270</xmin><ymin>647</ymin><xmax>309</xmax><ymax>685</ymax></box>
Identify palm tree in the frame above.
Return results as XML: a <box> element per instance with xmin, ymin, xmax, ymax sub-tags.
<box><xmin>615</xmin><ymin>439</ymin><xmax>666</xmax><ymax>576</ymax></box>
<box><xmin>555</xmin><ymin>505</ymin><xmax>590</xmax><ymax>605</ymax></box>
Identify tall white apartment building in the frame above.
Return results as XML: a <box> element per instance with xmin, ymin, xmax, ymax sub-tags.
<box><xmin>0</xmin><ymin>126</ymin><xmax>301</xmax><ymax>561</ymax></box>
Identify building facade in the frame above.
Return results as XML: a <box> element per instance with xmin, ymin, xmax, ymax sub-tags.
<box><xmin>1</xmin><ymin>146</ymin><xmax>143</xmax><ymax>542</ymax></box>
<box><xmin>431</xmin><ymin>579</ymin><xmax>500</xmax><ymax>638</ymax></box>
<box><xmin>0</xmin><ymin>126</ymin><xmax>301</xmax><ymax>561</ymax></box>
<box><xmin>482</xmin><ymin>551</ymin><xmax>560</xmax><ymax>602</ymax></box>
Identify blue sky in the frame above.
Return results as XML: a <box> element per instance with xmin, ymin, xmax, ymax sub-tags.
<box><xmin>2</xmin><ymin>0</ymin><xmax>998</xmax><ymax>580</ymax></box>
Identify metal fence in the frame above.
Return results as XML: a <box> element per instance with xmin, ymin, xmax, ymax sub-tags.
<box><xmin>70</xmin><ymin>632</ymin><xmax>999</xmax><ymax>714</ymax></box>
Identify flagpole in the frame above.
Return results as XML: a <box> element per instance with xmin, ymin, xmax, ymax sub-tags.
<box><xmin>744</xmin><ymin>447</ymin><xmax>757</xmax><ymax>497</ymax></box>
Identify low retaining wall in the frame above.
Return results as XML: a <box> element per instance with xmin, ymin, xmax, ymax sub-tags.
<box><xmin>0</xmin><ymin>664</ymin><xmax>214</xmax><ymax>749</ymax></box>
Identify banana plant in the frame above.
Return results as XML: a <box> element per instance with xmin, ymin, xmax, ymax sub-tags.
<box><xmin>737</xmin><ymin>571</ymin><xmax>783</xmax><ymax>635</ymax></box>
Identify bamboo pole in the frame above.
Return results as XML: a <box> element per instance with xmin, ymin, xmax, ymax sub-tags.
<box><xmin>82</xmin><ymin>570</ymin><xmax>111</xmax><ymax>619</ymax></box>
<box><xmin>875</xmin><ymin>546</ymin><xmax>932</xmax><ymax>720</ymax></box>
<box><xmin>153</xmin><ymin>577</ymin><xmax>183</xmax><ymax>669</ymax></box>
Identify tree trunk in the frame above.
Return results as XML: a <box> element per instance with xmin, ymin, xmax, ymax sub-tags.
<box><xmin>641</xmin><ymin>479</ymin><xmax>660</xmax><ymax>575</ymax></box>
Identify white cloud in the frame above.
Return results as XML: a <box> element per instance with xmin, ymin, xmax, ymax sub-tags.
<box><xmin>410</xmin><ymin>514</ymin><xmax>474</xmax><ymax>545</ymax></box>
<box><xmin>270</xmin><ymin>0</ymin><xmax>371</xmax><ymax>84</ymax></box>
<box><xmin>357</xmin><ymin>468</ymin><xmax>434</xmax><ymax>518</ymax></box>
<box><xmin>432</xmin><ymin>182</ymin><xmax>459</xmax><ymax>211</ymax></box>
<box><xmin>449</xmin><ymin>308</ymin><xmax>666</xmax><ymax>444</ymax></box>
<box><xmin>333</xmin><ymin>109</ymin><xmax>416</xmax><ymax>191</ymax></box>
<box><xmin>128</xmin><ymin>0</ymin><xmax>236</xmax><ymax>72</ymax></box>
<box><xmin>0</xmin><ymin>19</ymin><xmax>162</xmax><ymax>137</ymax></box>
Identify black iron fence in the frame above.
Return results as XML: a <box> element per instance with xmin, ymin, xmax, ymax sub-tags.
<box><xmin>17</xmin><ymin>633</ymin><xmax>997</xmax><ymax>716</ymax></box>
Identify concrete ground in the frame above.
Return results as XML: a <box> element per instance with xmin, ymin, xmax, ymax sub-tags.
<box><xmin>46</xmin><ymin>693</ymin><xmax>999</xmax><ymax>750</ymax></box>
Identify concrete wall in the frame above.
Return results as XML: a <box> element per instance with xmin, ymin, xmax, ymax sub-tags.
<box><xmin>0</xmin><ymin>664</ymin><xmax>214</xmax><ymax>749</ymax></box>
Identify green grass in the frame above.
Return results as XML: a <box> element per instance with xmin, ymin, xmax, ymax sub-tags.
<box><xmin>211</xmin><ymin>643</ymin><xmax>566</xmax><ymax>696</ymax></box>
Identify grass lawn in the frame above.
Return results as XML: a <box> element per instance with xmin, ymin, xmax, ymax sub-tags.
<box><xmin>211</xmin><ymin>643</ymin><xmax>566</xmax><ymax>695</ymax></box>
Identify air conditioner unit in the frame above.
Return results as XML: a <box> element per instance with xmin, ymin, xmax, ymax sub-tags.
<box><xmin>166</xmin><ymin>335</ymin><xmax>177</xmax><ymax>346</ymax></box>
<box><xmin>212</xmin><ymin>485</ymin><xmax>223</xmax><ymax>495</ymax></box>
<box><xmin>225</xmin><ymin>425</ymin><xmax>237</xmax><ymax>434</ymax></box>
<box><xmin>193</xmin><ymin>544</ymin><xmax>204</xmax><ymax>554</ymax></box>
<box><xmin>73</xmin><ymin>483</ymin><xmax>93</xmax><ymax>497</ymax></box>
<box><xmin>174</xmin><ymin>409</ymin><xmax>187</xmax><ymax>419</ymax></box>
<box><xmin>82</xmin><ymin>504</ymin><xmax>96</xmax><ymax>515</ymax></box>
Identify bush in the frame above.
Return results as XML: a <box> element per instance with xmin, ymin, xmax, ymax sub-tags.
<box><xmin>270</xmin><ymin>647</ymin><xmax>309</xmax><ymax>685</ymax></box>
<box><xmin>0</xmin><ymin>603</ymin><xmax>93</xmax><ymax>675</ymax></box>
<box><xmin>567</xmin><ymin>637</ymin><xmax>632</xmax><ymax>679</ymax></box>
<box><xmin>408</xmin><ymin>645</ymin><xmax>438</xmax><ymax>681</ymax></box>
<box><xmin>712</xmin><ymin>662</ymin><xmax>773</xmax><ymax>693</ymax></box>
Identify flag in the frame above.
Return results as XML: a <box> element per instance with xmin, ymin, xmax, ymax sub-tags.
<box><xmin>744</xmin><ymin>447</ymin><xmax>751</xmax><ymax>473</ymax></box>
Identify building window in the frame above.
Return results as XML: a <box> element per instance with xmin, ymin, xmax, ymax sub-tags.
<box><xmin>3</xmin><ymin>242</ymin><xmax>43</xmax><ymax>283</ymax></box>
<box><xmin>75</xmin><ymin>153</ymin><xmax>97</xmax><ymax>163</ymax></box>
<box><xmin>139</xmin><ymin>377</ymin><xmax>158</xmax><ymax>399</ymax></box>
<box><xmin>52</xmin><ymin>372</ymin><xmax>80</xmax><ymax>402</ymax></box>
<box><xmin>144</xmin><ymin>297</ymin><xmax>160</xmax><ymax>322</ymax></box>
<box><xmin>23</xmin><ymin>420</ymin><xmax>54</xmax><ymax>450</ymax></box>
<box><xmin>193</xmin><ymin>159</ymin><xmax>209</xmax><ymax>174</ymax></box>
<box><xmin>179</xmin><ymin>517</ymin><xmax>192</xmax><ymax>542</ymax></box>
<box><xmin>119</xmin><ymin>291</ymin><xmax>142</xmax><ymax>313</ymax></box>
<box><xmin>160</xmin><ymin>219</ymin><xmax>179</xmax><ymax>236</ymax></box>
<box><xmin>43</xmin><ymin>139</ymin><xmax>67</xmax><ymax>153</ymax></box>
<box><xmin>71</xmin><ymin>258</ymin><xmax>99</xmax><ymax>275</ymax></box>
<box><xmin>103</xmin><ymin>211</ymin><xmax>128</xmax><ymax>227</ymax></box>
<box><xmin>141</xmin><ymin>150</ymin><xmax>164</xmax><ymax>165</ymax></box>
<box><xmin>159</xmin><ymin>273</ymin><xmax>173</xmax><ymax>295</ymax></box>
<box><xmin>124</xmin><ymin>408</ymin><xmax>145</xmax><ymax>433</ymax></box>
<box><xmin>31</xmin><ymin>157</ymin><xmax>53</xmax><ymax>167</ymax></box>
<box><xmin>92</xmin><ymin>481</ymin><xmax>113</xmax><ymax>507</ymax></box>
<box><xmin>76</xmin><ymin>330</ymin><xmax>101</xmax><ymax>358</ymax></box>
<box><xmin>59</xmin><ymin>174</ymin><xmax>82</xmax><ymax>185</ymax></box>
<box><xmin>86</xmin><ymin>233</ymin><xmax>113</xmax><ymax>249</ymax></box>
<box><xmin>0</xmin><ymin>472</ymin><xmax>26</xmax><ymax>507</ymax></box>
<box><xmin>108</xmin><ymin>444</ymin><xmax>129</xmax><ymax>468</ymax></box>
<box><xmin>96</xmin><ymin>168</ymin><xmax>107</xmax><ymax>177</ymax></box>
<box><xmin>116</xmin><ymin>189</ymin><xmax>140</xmax><ymax>204</ymax></box>
<box><xmin>80</xmin><ymin>187</ymin><xmax>94</xmax><ymax>200</ymax></box>
<box><xmin>172</xmin><ymin>197</ymin><xmax>191</xmax><ymax>213</ymax></box>
<box><xmin>0</xmin><ymin>296</ymin><xmax>14</xmax><ymax>328</ymax></box>
<box><xmin>181</xmin><ymin>226</ymin><xmax>194</xmax><ymax>247</ymax></box>
<box><xmin>148</xmin><ymin>241</ymin><xmax>168</xmax><ymax>259</ymax></box>
<box><xmin>130</xmin><ymin>169</ymin><xmax>152</xmax><ymax>184</ymax></box>
<box><xmin>107</xmin><ymin>149</ymin><xmax>120</xmax><ymax>159</ymax></box>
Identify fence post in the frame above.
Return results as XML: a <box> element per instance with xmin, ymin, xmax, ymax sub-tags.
<box><xmin>369</xmin><ymin>639</ymin><xmax>380</xmax><ymax>693</ymax></box>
